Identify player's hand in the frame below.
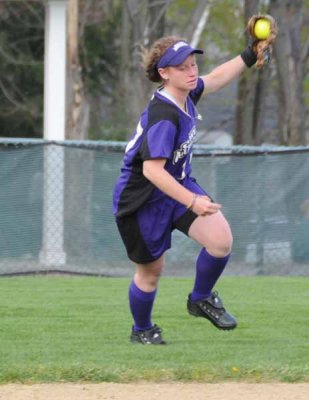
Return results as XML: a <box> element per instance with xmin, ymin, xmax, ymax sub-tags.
<box><xmin>247</xmin><ymin>14</ymin><xmax>278</xmax><ymax>68</ymax></box>
<box><xmin>192</xmin><ymin>195</ymin><xmax>222</xmax><ymax>216</ymax></box>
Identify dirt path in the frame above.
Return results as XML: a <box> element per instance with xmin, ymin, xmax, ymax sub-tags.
<box><xmin>0</xmin><ymin>383</ymin><xmax>308</xmax><ymax>400</ymax></box>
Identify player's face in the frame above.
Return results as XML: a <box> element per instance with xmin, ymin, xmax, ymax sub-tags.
<box><xmin>166</xmin><ymin>55</ymin><xmax>199</xmax><ymax>92</ymax></box>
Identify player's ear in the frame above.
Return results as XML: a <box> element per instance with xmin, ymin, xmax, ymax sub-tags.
<box><xmin>158</xmin><ymin>67</ymin><xmax>169</xmax><ymax>81</ymax></box>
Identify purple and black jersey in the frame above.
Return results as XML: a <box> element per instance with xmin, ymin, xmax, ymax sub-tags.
<box><xmin>113</xmin><ymin>78</ymin><xmax>204</xmax><ymax>218</ymax></box>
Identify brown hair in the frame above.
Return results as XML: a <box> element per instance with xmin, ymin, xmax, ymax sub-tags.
<box><xmin>142</xmin><ymin>36</ymin><xmax>184</xmax><ymax>83</ymax></box>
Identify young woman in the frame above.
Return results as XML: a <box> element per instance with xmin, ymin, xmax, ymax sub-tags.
<box><xmin>113</xmin><ymin>36</ymin><xmax>259</xmax><ymax>344</ymax></box>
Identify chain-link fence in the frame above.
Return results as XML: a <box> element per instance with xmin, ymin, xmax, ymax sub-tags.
<box><xmin>0</xmin><ymin>139</ymin><xmax>308</xmax><ymax>277</ymax></box>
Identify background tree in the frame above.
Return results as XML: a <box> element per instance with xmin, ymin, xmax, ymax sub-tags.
<box><xmin>0</xmin><ymin>1</ymin><xmax>44</xmax><ymax>138</ymax></box>
<box><xmin>270</xmin><ymin>0</ymin><xmax>309</xmax><ymax>145</ymax></box>
<box><xmin>80</xmin><ymin>0</ymin><xmax>123</xmax><ymax>139</ymax></box>
<box><xmin>65</xmin><ymin>0</ymin><xmax>113</xmax><ymax>259</ymax></box>
<box><xmin>117</xmin><ymin>0</ymin><xmax>169</xmax><ymax>134</ymax></box>
<box><xmin>92</xmin><ymin>0</ymin><xmax>213</xmax><ymax>138</ymax></box>
<box><xmin>66</xmin><ymin>0</ymin><xmax>89</xmax><ymax>140</ymax></box>
<box><xmin>233</xmin><ymin>0</ymin><xmax>285</xmax><ymax>146</ymax></box>
<box><xmin>0</xmin><ymin>0</ymin><xmax>308</xmax><ymax>144</ymax></box>
<box><xmin>234</xmin><ymin>0</ymin><xmax>309</xmax><ymax>145</ymax></box>
<box><xmin>234</xmin><ymin>0</ymin><xmax>265</xmax><ymax>145</ymax></box>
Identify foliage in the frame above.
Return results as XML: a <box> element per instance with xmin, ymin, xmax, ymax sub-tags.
<box><xmin>167</xmin><ymin>0</ymin><xmax>202</xmax><ymax>33</ymax></box>
<box><xmin>0</xmin><ymin>1</ymin><xmax>308</xmax><ymax>142</ymax></box>
<box><xmin>0</xmin><ymin>1</ymin><xmax>44</xmax><ymax>138</ymax></box>
<box><xmin>202</xmin><ymin>0</ymin><xmax>245</xmax><ymax>59</ymax></box>
<box><xmin>80</xmin><ymin>2</ymin><xmax>128</xmax><ymax>140</ymax></box>
<box><xmin>80</xmin><ymin>3</ymin><xmax>122</xmax><ymax>96</ymax></box>
<box><xmin>0</xmin><ymin>275</ymin><xmax>308</xmax><ymax>383</ymax></box>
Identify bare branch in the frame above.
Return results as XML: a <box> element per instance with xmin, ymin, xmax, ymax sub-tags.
<box><xmin>0</xmin><ymin>78</ymin><xmax>25</xmax><ymax>110</ymax></box>
<box><xmin>146</xmin><ymin>0</ymin><xmax>170</xmax><ymax>40</ymax></box>
<box><xmin>125</xmin><ymin>0</ymin><xmax>145</xmax><ymax>22</ymax></box>
<box><xmin>0</xmin><ymin>46</ymin><xmax>42</xmax><ymax>66</ymax></box>
<box><xmin>190</xmin><ymin>4</ymin><xmax>211</xmax><ymax>48</ymax></box>
<box><xmin>6</xmin><ymin>2</ymin><xmax>43</xmax><ymax>28</ymax></box>
<box><xmin>301</xmin><ymin>35</ymin><xmax>309</xmax><ymax>69</ymax></box>
<box><xmin>24</xmin><ymin>1</ymin><xmax>44</xmax><ymax>24</ymax></box>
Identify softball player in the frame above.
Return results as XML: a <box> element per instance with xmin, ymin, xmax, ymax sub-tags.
<box><xmin>113</xmin><ymin>29</ymin><xmax>273</xmax><ymax>344</ymax></box>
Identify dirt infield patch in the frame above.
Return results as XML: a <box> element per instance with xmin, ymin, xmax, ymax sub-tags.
<box><xmin>0</xmin><ymin>383</ymin><xmax>308</xmax><ymax>400</ymax></box>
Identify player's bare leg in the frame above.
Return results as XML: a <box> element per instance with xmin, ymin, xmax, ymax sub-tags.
<box><xmin>134</xmin><ymin>255</ymin><xmax>164</xmax><ymax>292</ymax></box>
<box><xmin>189</xmin><ymin>210</ymin><xmax>233</xmax><ymax>257</ymax></box>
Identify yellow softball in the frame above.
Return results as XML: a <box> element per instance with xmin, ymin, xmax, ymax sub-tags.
<box><xmin>254</xmin><ymin>18</ymin><xmax>271</xmax><ymax>39</ymax></box>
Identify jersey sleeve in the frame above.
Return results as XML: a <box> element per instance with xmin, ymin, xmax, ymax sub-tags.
<box><xmin>140</xmin><ymin>120</ymin><xmax>177</xmax><ymax>160</ymax></box>
<box><xmin>189</xmin><ymin>77</ymin><xmax>204</xmax><ymax>105</ymax></box>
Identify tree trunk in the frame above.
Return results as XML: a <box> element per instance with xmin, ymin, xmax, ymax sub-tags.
<box><xmin>117</xmin><ymin>1</ymin><xmax>141</xmax><ymax>135</ymax></box>
<box><xmin>66</xmin><ymin>0</ymin><xmax>89</xmax><ymax>140</ymax></box>
<box><xmin>251</xmin><ymin>67</ymin><xmax>272</xmax><ymax>145</ymax></box>
<box><xmin>184</xmin><ymin>0</ymin><xmax>210</xmax><ymax>46</ymax></box>
<box><xmin>270</xmin><ymin>0</ymin><xmax>306</xmax><ymax>145</ymax></box>
<box><xmin>234</xmin><ymin>0</ymin><xmax>278</xmax><ymax>145</ymax></box>
<box><xmin>234</xmin><ymin>0</ymin><xmax>260</xmax><ymax>145</ymax></box>
<box><xmin>117</xmin><ymin>1</ymin><xmax>218</xmax><ymax>137</ymax></box>
<box><xmin>118</xmin><ymin>0</ymin><xmax>169</xmax><ymax>136</ymax></box>
<box><xmin>65</xmin><ymin>0</ymin><xmax>93</xmax><ymax>262</ymax></box>
<box><xmin>147</xmin><ymin>0</ymin><xmax>166</xmax><ymax>45</ymax></box>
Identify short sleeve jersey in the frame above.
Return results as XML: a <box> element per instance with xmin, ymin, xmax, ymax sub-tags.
<box><xmin>113</xmin><ymin>77</ymin><xmax>204</xmax><ymax>218</ymax></box>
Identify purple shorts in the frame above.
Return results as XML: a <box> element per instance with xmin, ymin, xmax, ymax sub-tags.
<box><xmin>116</xmin><ymin>177</ymin><xmax>210</xmax><ymax>264</ymax></box>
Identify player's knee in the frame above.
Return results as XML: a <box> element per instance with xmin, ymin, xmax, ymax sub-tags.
<box><xmin>152</xmin><ymin>259</ymin><xmax>165</xmax><ymax>277</ymax></box>
<box><xmin>219</xmin><ymin>222</ymin><xmax>233</xmax><ymax>255</ymax></box>
<box><xmin>209</xmin><ymin>231</ymin><xmax>233</xmax><ymax>257</ymax></box>
<box><xmin>137</xmin><ymin>258</ymin><xmax>164</xmax><ymax>281</ymax></box>
<box><xmin>144</xmin><ymin>263</ymin><xmax>163</xmax><ymax>287</ymax></box>
<box><xmin>220</xmin><ymin>235</ymin><xmax>233</xmax><ymax>256</ymax></box>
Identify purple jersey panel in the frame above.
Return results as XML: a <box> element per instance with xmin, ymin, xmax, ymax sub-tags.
<box><xmin>143</xmin><ymin>120</ymin><xmax>177</xmax><ymax>160</ymax></box>
<box><xmin>113</xmin><ymin>78</ymin><xmax>204</xmax><ymax>218</ymax></box>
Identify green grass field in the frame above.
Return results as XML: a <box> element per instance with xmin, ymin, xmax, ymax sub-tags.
<box><xmin>0</xmin><ymin>275</ymin><xmax>308</xmax><ymax>383</ymax></box>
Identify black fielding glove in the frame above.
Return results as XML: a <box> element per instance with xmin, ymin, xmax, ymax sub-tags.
<box><xmin>241</xmin><ymin>45</ymin><xmax>257</xmax><ymax>68</ymax></box>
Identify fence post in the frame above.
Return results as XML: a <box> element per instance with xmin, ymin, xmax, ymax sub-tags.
<box><xmin>40</xmin><ymin>1</ymin><xmax>67</xmax><ymax>267</ymax></box>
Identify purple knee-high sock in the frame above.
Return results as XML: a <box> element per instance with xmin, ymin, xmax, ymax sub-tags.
<box><xmin>191</xmin><ymin>248</ymin><xmax>230</xmax><ymax>301</ymax></box>
<box><xmin>129</xmin><ymin>280</ymin><xmax>157</xmax><ymax>331</ymax></box>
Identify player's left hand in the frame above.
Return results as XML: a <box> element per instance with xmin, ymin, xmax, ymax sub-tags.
<box><xmin>192</xmin><ymin>195</ymin><xmax>221</xmax><ymax>217</ymax></box>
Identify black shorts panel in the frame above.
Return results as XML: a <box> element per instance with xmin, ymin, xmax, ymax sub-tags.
<box><xmin>173</xmin><ymin>209</ymin><xmax>198</xmax><ymax>235</ymax></box>
<box><xmin>116</xmin><ymin>214</ymin><xmax>157</xmax><ymax>264</ymax></box>
<box><xmin>115</xmin><ymin>176</ymin><xmax>213</xmax><ymax>264</ymax></box>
